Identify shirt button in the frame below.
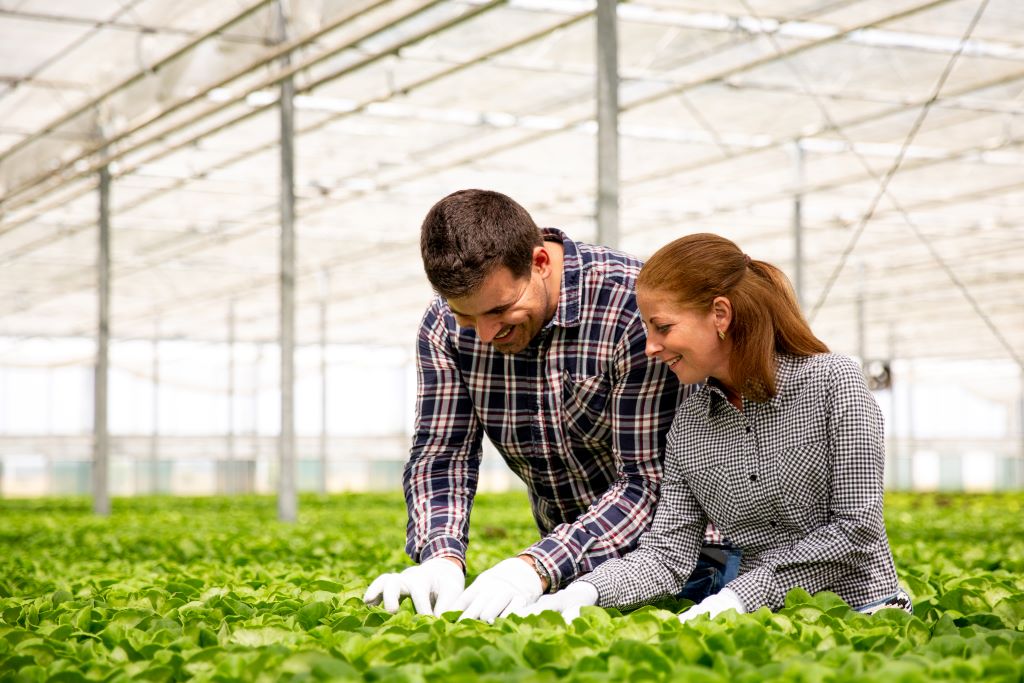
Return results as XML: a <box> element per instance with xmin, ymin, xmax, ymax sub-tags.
<box><xmin>769</xmin><ymin>521</ymin><xmax>778</xmax><ymax>528</ymax></box>
<box><xmin>745</xmin><ymin>426</ymin><xmax>752</xmax><ymax>433</ymax></box>
<box><xmin>749</xmin><ymin>474</ymin><xmax>758</xmax><ymax>482</ymax></box>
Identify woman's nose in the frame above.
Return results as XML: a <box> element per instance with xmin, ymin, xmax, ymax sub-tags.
<box><xmin>645</xmin><ymin>338</ymin><xmax>662</xmax><ymax>358</ymax></box>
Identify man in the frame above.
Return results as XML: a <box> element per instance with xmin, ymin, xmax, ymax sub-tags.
<box><xmin>364</xmin><ymin>189</ymin><xmax>732</xmax><ymax>621</ymax></box>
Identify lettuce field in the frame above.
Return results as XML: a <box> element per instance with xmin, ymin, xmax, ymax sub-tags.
<box><xmin>1</xmin><ymin>491</ymin><xmax>1022</xmax><ymax>682</ymax></box>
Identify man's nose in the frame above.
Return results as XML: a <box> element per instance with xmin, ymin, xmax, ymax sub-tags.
<box><xmin>477</xmin><ymin>318</ymin><xmax>504</xmax><ymax>344</ymax></box>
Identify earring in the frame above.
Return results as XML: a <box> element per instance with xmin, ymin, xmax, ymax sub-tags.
<box><xmin>718</xmin><ymin>330</ymin><xmax>726</xmax><ymax>341</ymax></box>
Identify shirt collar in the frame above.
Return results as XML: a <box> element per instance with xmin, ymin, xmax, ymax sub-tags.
<box><xmin>541</xmin><ymin>227</ymin><xmax>582</xmax><ymax>329</ymax></box>
<box><xmin>686</xmin><ymin>353</ymin><xmax>798</xmax><ymax>419</ymax></box>
<box><xmin>767</xmin><ymin>353</ymin><xmax>797</xmax><ymax>408</ymax></box>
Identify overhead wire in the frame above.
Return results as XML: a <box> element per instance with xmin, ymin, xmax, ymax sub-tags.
<box><xmin>734</xmin><ymin>0</ymin><xmax>1021</xmax><ymax>369</ymax></box>
<box><xmin>0</xmin><ymin>0</ymin><xmax>414</xmax><ymax>215</ymax></box>
<box><xmin>0</xmin><ymin>0</ymin><xmax>958</xmax><ymax>247</ymax></box>
<box><xmin>2</xmin><ymin>0</ymin><xmax>1018</xmax><ymax>364</ymax></box>
<box><xmin>1</xmin><ymin>0</ymin><xmax>952</xmax><ymax>233</ymax></box>
<box><xmin>0</xmin><ymin>0</ymin><xmax>147</xmax><ymax>106</ymax></box>
<box><xmin>4</xmin><ymin>0</ymin><xmax>992</xmax><ymax>352</ymax></box>
<box><xmin>0</xmin><ymin>0</ymin><xmax>275</xmax><ymax>165</ymax></box>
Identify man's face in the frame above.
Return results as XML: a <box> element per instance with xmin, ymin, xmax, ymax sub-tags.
<box><xmin>447</xmin><ymin>262</ymin><xmax>552</xmax><ymax>355</ymax></box>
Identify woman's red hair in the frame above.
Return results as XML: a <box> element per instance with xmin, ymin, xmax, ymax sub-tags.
<box><xmin>638</xmin><ymin>233</ymin><xmax>828</xmax><ymax>400</ymax></box>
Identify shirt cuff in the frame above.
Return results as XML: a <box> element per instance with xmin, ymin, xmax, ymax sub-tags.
<box><xmin>575</xmin><ymin>570</ymin><xmax>618</xmax><ymax>607</ymax></box>
<box><xmin>724</xmin><ymin>566</ymin><xmax>778</xmax><ymax>612</ymax></box>
<box><xmin>525</xmin><ymin>532</ymin><xmax>594</xmax><ymax>591</ymax></box>
<box><xmin>418</xmin><ymin>535</ymin><xmax>467</xmax><ymax>569</ymax></box>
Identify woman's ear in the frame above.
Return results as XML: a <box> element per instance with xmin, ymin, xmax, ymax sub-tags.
<box><xmin>712</xmin><ymin>296</ymin><xmax>733</xmax><ymax>334</ymax></box>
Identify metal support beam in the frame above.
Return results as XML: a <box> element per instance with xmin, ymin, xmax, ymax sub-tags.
<box><xmin>595</xmin><ymin>0</ymin><xmax>619</xmax><ymax>248</ymax></box>
<box><xmin>227</xmin><ymin>300</ymin><xmax>236</xmax><ymax>495</ymax></box>
<box><xmin>1018</xmin><ymin>367</ymin><xmax>1024</xmax><ymax>488</ymax></box>
<box><xmin>45</xmin><ymin>369</ymin><xmax>54</xmax><ymax>494</ymax></box>
<box><xmin>905</xmin><ymin>359</ymin><xmax>916</xmax><ymax>491</ymax></box>
<box><xmin>888</xmin><ymin>324</ymin><xmax>900</xmax><ymax>488</ymax></box>
<box><xmin>150</xmin><ymin>319</ymin><xmax>160</xmax><ymax>494</ymax></box>
<box><xmin>856</xmin><ymin>263</ymin><xmax>865</xmax><ymax>363</ymax></box>
<box><xmin>1</xmin><ymin>0</ymin><xmax>461</xmax><ymax>218</ymax></box>
<box><xmin>0</xmin><ymin>8</ymin><xmax>272</xmax><ymax>44</ymax></box>
<box><xmin>252</xmin><ymin>343</ymin><xmax>262</xmax><ymax>471</ymax></box>
<box><xmin>319</xmin><ymin>270</ymin><xmax>329</xmax><ymax>497</ymax></box>
<box><xmin>276</xmin><ymin>0</ymin><xmax>297</xmax><ymax>523</ymax></box>
<box><xmin>93</xmin><ymin>162</ymin><xmax>111</xmax><ymax>515</ymax></box>
<box><xmin>792</xmin><ymin>140</ymin><xmax>805</xmax><ymax>310</ymax></box>
<box><xmin>0</xmin><ymin>0</ymin><xmax>276</xmax><ymax>167</ymax></box>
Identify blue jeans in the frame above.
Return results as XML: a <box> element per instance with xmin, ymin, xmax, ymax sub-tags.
<box><xmin>677</xmin><ymin>544</ymin><xmax>742</xmax><ymax>603</ymax></box>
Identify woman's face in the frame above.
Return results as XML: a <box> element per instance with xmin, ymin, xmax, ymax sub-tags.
<box><xmin>636</xmin><ymin>287</ymin><xmax>731</xmax><ymax>386</ymax></box>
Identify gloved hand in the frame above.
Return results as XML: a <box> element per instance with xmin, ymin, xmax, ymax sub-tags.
<box><xmin>363</xmin><ymin>557</ymin><xmax>465</xmax><ymax>616</ymax></box>
<box><xmin>511</xmin><ymin>580</ymin><xmax>599</xmax><ymax>622</ymax></box>
<box><xmin>453</xmin><ymin>557</ymin><xmax>544</xmax><ymax>622</ymax></box>
<box><xmin>678</xmin><ymin>587</ymin><xmax>746</xmax><ymax>623</ymax></box>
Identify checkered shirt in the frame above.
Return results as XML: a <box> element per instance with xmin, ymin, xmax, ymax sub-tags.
<box><xmin>581</xmin><ymin>353</ymin><xmax>901</xmax><ymax>611</ymax></box>
<box><xmin>404</xmin><ymin>228</ymin><xmax>721</xmax><ymax>590</ymax></box>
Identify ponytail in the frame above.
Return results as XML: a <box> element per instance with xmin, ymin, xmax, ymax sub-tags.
<box><xmin>638</xmin><ymin>233</ymin><xmax>828</xmax><ymax>400</ymax></box>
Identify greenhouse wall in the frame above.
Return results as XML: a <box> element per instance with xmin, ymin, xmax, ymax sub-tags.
<box><xmin>0</xmin><ymin>344</ymin><xmax>1020</xmax><ymax>496</ymax></box>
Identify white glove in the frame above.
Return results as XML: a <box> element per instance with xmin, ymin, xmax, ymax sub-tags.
<box><xmin>363</xmin><ymin>557</ymin><xmax>465</xmax><ymax>616</ymax></box>
<box><xmin>453</xmin><ymin>557</ymin><xmax>544</xmax><ymax>622</ymax></box>
<box><xmin>678</xmin><ymin>587</ymin><xmax>746</xmax><ymax>623</ymax></box>
<box><xmin>512</xmin><ymin>580</ymin><xmax>599</xmax><ymax>622</ymax></box>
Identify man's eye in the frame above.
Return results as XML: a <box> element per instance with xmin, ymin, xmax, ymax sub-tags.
<box><xmin>656</xmin><ymin>325</ymin><xmax>670</xmax><ymax>334</ymax></box>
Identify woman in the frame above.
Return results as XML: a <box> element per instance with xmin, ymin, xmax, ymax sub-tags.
<box><xmin>517</xmin><ymin>233</ymin><xmax>911</xmax><ymax>622</ymax></box>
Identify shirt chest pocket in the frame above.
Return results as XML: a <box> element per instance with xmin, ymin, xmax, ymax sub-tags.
<box><xmin>770</xmin><ymin>440</ymin><xmax>831</xmax><ymax>532</ymax></box>
<box><xmin>561</xmin><ymin>371</ymin><xmax>611</xmax><ymax>443</ymax></box>
<box><xmin>684</xmin><ymin>466</ymin><xmax>737</xmax><ymax>530</ymax></box>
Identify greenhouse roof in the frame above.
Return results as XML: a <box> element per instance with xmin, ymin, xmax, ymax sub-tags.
<box><xmin>1</xmin><ymin>0</ymin><xmax>1021</xmax><ymax>365</ymax></box>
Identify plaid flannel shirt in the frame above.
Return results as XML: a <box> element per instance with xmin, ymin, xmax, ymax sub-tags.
<box><xmin>404</xmin><ymin>228</ymin><xmax>718</xmax><ymax>590</ymax></box>
<box><xmin>582</xmin><ymin>353</ymin><xmax>901</xmax><ymax>611</ymax></box>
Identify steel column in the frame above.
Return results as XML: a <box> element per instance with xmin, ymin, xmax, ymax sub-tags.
<box><xmin>595</xmin><ymin>0</ymin><xmax>619</xmax><ymax>248</ymax></box>
<box><xmin>1018</xmin><ymin>367</ymin><xmax>1024</xmax><ymax>488</ymax></box>
<box><xmin>252</xmin><ymin>343</ymin><xmax>262</xmax><ymax>477</ymax></box>
<box><xmin>150</xmin><ymin>319</ymin><xmax>160</xmax><ymax>494</ymax></box>
<box><xmin>227</xmin><ymin>300</ymin><xmax>236</xmax><ymax>494</ymax></box>
<box><xmin>792</xmin><ymin>140</ymin><xmax>805</xmax><ymax>310</ymax></box>
<box><xmin>856</xmin><ymin>263</ymin><xmax>865</xmax><ymax>363</ymax></box>
<box><xmin>905</xmin><ymin>359</ymin><xmax>916</xmax><ymax>491</ymax></box>
<box><xmin>93</xmin><ymin>162</ymin><xmax>111</xmax><ymax>515</ymax></box>
<box><xmin>319</xmin><ymin>271</ymin><xmax>329</xmax><ymax>496</ymax></box>
<box><xmin>276</xmin><ymin>0</ymin><xmax>297</xmax><ymax>522</ymax></box>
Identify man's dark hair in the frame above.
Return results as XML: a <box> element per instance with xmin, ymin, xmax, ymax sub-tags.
<box><xmin>420</xmin><ymin>189</ymin><xmax>543</xmax><ymax>298</ymax></box>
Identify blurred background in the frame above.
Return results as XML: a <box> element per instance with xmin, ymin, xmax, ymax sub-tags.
<box><xmin>0</xmin><ymin>0</ymin><xmax>1021</xmax><ymax>503</ymax></box>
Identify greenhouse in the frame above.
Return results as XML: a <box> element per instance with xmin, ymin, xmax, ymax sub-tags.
<box><xmin>0</xmin><ymin>0</ymin><xmax>1022</xmax><ymax>680</ymax></box>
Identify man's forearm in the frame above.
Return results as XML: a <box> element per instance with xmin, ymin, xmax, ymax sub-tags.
<box><xmin>523</xmin><ymin>474</ymin><xmax>660</xmax><ymax>590</ymax></box>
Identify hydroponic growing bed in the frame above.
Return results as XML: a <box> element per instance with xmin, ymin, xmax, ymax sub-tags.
<box><xmin>1</xmin><ymin>492</ymin><xmax>1022</xmax><ymax>681</ymax></box>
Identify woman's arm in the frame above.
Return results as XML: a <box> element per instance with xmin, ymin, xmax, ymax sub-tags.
<box><xmin>576</xmin><ymin>421</ymin><xmax>708</xmax><ymax>610</ymax></box>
